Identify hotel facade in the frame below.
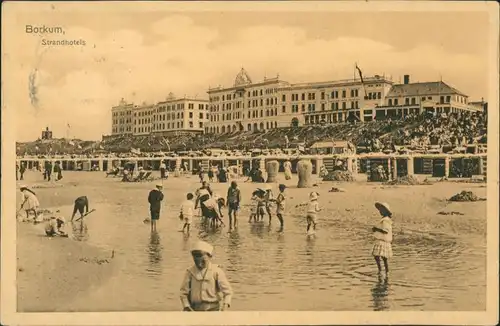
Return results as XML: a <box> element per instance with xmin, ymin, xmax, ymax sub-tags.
<box><xmin>111</xmin><ymin>69</ymin><xmax>483</xmax><ymax>137</ymax></box>
<box><xmin>111</xmin><ymin>93</ymin><xmax>209</xmax><ymax>136</ymax></box>
<box><xmin>207</xmin><ymin>68</ymin><xmax>394</xmax><ymax>134</ymax></box>
<box><xmin>206</xmin><ymin>70</ymin><xmax>482</xmax><ymax>134</ymax></box>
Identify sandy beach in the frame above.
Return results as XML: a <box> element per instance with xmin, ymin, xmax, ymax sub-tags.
<box><xmin>16</xmin><ymin>222</ymin><xmax>119</xmax><ymax>312</ymax></box>
<box><xmin>15</xmin><ymin>170</ymin><xmax>487</xmax><ymax>311</ymax></box>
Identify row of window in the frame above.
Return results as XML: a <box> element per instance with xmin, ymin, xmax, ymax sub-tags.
<box><xmin>114</xmin><ymin>112</ymin><xmax>208</xmax><ymax>127</ymax></box>
<box><xmin>387</xmin><ymin>95</ymin><xmax>467</xmax><ymax>107</ymax></box>
<box><xmin>211</xmin><ymin>88</ymin><xmax>381</xmax><ymax>105</ymax></box>
<box><xmin>206</xmin><ymin>121</ymin><xmax>280</xmax><ymax>134</ymax></box>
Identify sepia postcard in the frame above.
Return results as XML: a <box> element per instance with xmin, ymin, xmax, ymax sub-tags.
<box><xmin>1</xmin><ymin>1</ymin><xmax>499</xmax><ymax>325</ymax></box>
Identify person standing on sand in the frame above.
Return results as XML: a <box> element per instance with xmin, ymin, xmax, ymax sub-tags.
<box><xmin>71</xmin><ymin>196</ymin><xmax>90</xmax><ymax>222</ymax></box>
<box><xmin>284</xmin><ymin>160</ymin><xmax>292</xmax><ymax>180</ymax></box>
<box><xmin>19</xmin><ymin>162</ymin><xmax>26</xmax><ymax>180</ymax></box>
<box><xmin>19</xmin><ymin>186</ymin><xmax>40</xmax><ymax>222</ymax></box>
<box><xmin>371</xmin><ymin>202</ymin><xmax>393</xmax><ymax>276</ymax></box>
<box><xmin>226</xmin><ymin>181</ymin><xmax>241</xmax><ymax>230</ymax></box>
<box><xmin>180</xmin><ymin>241</ymin><xmax>233</xmax><ymax>311</ymax></box>
<box><xmin>160</xmin><ymin>160</ymin><xmax>167</xmax><ymax>179</ymax></box>
<box><xmin>148</xmin><ymin>184</ymin><xmax>164</xmax><ymax>232</ymax></box>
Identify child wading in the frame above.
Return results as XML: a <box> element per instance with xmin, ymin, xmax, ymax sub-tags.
<box><xmin>180</xmin><ymin>241</ymin><xmax>233</xmax><ymax>311</ymax></box>
<box><xmin>275</xmin><ymin>184</ymin><xmax>286</xmax><ymax>232</ymax></box>
<box><xmin>45</xmin><ymin>212</ymin><xmax>67</xmax><ymax>237</ymax></box>
<box><xmin>371</xmin><ymin>202</ymin><xmax>393</xmax><ymax>276</ymax></box>
<box><xmin>180</xmin><ymin>193</ymin><xmax>195</xmax><ymax>234</ymax></box>
<box><xmin>19</xmin><ymin>186</ymin><xmax>40</xmax><ymax>222</ymax></box>
<box><xmin>306</xmin><ymin>192</ymin><xmax>321</xmax><ymax>234</ymax></box>
<box><xmin>71</xmin><ymin>196</ymin><xmax>90</xmax><ymax>222</ymax></box>
<box><xmin>148</xmin><ymin>184</ymin><xmax>164</xmax><ymax>232</ymax></box>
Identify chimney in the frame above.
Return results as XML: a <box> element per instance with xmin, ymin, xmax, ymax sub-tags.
<box><xmin>403</xmin><ymin>75</ymin><xmax>410</xmax><ymax>85</ymax></box>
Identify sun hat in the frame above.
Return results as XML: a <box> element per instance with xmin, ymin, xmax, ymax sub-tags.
<box><xmin>155</xmin><ymin>183</ymin><xmax>163</xmax><ymax>188</ymax></box>
<box><xmin>310</xmin><ymin>192</ymin><xmax>319</xmax><ymax>200</ymax></box>
<box><xmin>375</xmin><ymin>202</ymin><xmax>392</xmax><ymax>215</ymax></box>
<box><xmin>191</xmin><ymin>241</ymin><xmax>214</xmax><ymax>256</ymax></box>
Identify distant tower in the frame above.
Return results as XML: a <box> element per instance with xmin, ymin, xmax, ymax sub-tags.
<box><xmin>41</xmin><ymin>126</ymin><xmax>53</xmax><ymax>140</ymax></box>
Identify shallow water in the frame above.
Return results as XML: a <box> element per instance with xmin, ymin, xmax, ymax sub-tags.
<box><xmin>20</xmin><ymin>172</ymin><xmax>487</xmax><ymax>311</ymax></box>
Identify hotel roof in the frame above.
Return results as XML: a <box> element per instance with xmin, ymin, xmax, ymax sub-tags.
<box><xmin>386</xmin><ymin>81</ymin><xmax>468</xmax><ymax>98</ymax></box>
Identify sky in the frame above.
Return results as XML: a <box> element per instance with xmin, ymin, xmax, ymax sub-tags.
<box><xmin>2</xmin><ymin>2</ymin><xmax>493</xmax><ymax>142</ymax></box>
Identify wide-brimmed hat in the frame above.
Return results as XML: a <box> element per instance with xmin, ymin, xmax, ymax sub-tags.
<box><xmin>20</xmin><ymin>185</ymin><xmax>36</xmax><ymax>195</ymax></box>
<box><xmin>375</xmin><ymin>202</ymin><xmax>392</xmax><ymax>215</ymax></box>
<box><xmin>310</xmin><ymin>192</ymin><xmax>319</xmax><ymax>200</ymax></box>
<box><xmin>191</xmin><ymin>241</ymin><xmax>214</xmax><ymax>256</ymax></box>
<box><xmin>155</xmin><ymin>183</ymin><xmax>163</xmax><ymax>189</ymax></box>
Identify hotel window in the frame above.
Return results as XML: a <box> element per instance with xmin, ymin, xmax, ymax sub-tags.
<box><xmin>260</xmin><ymin>110</ymin><xmax>263</xmax><ymax>117</ymax></box>
<box><xmin>301</xmin><ymin>104</ymin><xmax>305</xmax><ymax>112</ymax></box>
<box><xmin>321</xmin><ymin>103</ymin><xmax>325</xmax><ymax>111</ymax></box>
<box><xmin>199</xmin><ymin>113</ymin><xmax>203</xmax><ymax>119</ymax></box>
<box><xmin>342</xmin><ymin>102</ymin><xmax>346</xmax><ymax>110</ymax></box>
<box><xmin>189</xmin><ymin>112</ymin><xmax>193</xmax><ymax>118</ymax></box>
<box><xmin>342</xmin><ymin>90</ymin><xmax>346</xmax><ymax>98</ymax></box>
<box><xmin>260</xmin><ymin>99</ymin><xmax>263</xmax><ymax>106</ymax></box>
<box><xmin>446</xmin><ymin>96</ymin><xmax>451</xmax><ymax>103</ymax></box>
<box><xmin>282</xmin><ymin>95</ymin><xmax>286</xmax><ymax>102</ymax></box>
<box><xmin>260</xmin><ymin>90</ymin><xmax>263</xmax><ymax>96</ymax></box>
<box><xmin>394</xmin><ymin>99</ymin><xmax>399</xmax><ymax>105</ymax></box>
<box><xmin>411</xmin><ymin>98</ymin><xmax>416</xmax><ymax>105</ymax></box>
<box><xmin>222</xmin><ymin>95</ymin><xmax>225</xmax><ymax>101</ymax></box>
<box><xmin>405</xmin><ymin>98</ymin><xmax>410</xmax><ymax>105</ymax></box>
<box><xmin>199</xmin><ymin>122</ymin><xmax>203</xmax><ymax>128</ymax></box>
<box><xmin>321</xmin><ymin>92</ymin><xmax>325</xmax><ymax>100</ymax></box>
<box><xmin>378</xmin><ymin>92</ymin><xmax>381</xmax><ymax>99</ymax></box>
<box><xmin>189</xmin><ymin>103</ymin><xmax>194</xmax><ymax>109</ymax></box>
<box><xmin>302</xmin><ymin>93</ymin><xmax>305</xmax><ymax>101</ymax></box>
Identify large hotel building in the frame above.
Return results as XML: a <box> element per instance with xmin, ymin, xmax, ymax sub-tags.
<box><xmin>110</xmin><ymin>68</ymin><xmax>483</xmax><ymax>136</ymax></box>
<box><xmin>111</xmin><ymin>93</ymin><xmax>209</xmax><ymax>136</ymax></box>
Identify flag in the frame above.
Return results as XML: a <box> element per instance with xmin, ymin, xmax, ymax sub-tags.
<box><xmin>355</xmin><ymin>64</ymin><xmax>365</xmax><ymax>85</ymax></box>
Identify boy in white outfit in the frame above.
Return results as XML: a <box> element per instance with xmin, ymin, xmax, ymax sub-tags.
<box><xmin>180</xmin><ymin>193</ymin><xmax>195</xmax><ymax>234</ymax></box>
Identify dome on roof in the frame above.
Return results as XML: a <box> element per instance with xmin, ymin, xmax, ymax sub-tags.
<box><xmin>234</xmin><ymin>68</ymin><xmax>253</xmax><ymax>87</ymax></box>
<box><xmin>167</xmin><ymin>92</ymin><xmax>176</xmax><ymax>100</ymax></box>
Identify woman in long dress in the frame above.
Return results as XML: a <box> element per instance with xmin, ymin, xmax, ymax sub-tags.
<box><xmin>19</xmin><ymin>186</ymin><xmax>40</xmax><ymax>221</ymax></box>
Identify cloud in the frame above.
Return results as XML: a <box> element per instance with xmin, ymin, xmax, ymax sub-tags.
<box><xmin>6</xmin><ymin>15</ymin><xmax>486</xmax><ymax>141</ymax></box>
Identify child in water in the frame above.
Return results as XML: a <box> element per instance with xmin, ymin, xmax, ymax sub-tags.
<box><xmin>275</xmin><ymin>184</ymin><xmax>286</xmax><ymax>232</ymax></box>
<box><xmin>180</xmin><ymin>193</ymin><xmax>195</xmax><ymax>234</ymax></box>
<box><xmin>248</xmin><ymin>192</ymin><xmax>259</xmax><ymax>223</ymax></box>
<box><xmin>45</xmin><ymin>211</ymin><xmax>67</xmax><ymax>237</ymax></box>
<box><xmin>371</xmin><ymin>202</ymin><xmax>393</xmax><ymax>276</ymax></box>
<box><xmin>179</xmin><ymin>241</ymin><xmax>233</xmax><ymax>311</ymax></box>
<box><xmin>306</xmin><ymin>192</ymin><xmax>321</xmax><ymax>234</ymax></box>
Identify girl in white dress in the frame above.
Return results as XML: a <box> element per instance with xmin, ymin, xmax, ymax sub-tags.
<box><xmin>19</xmin><ymin>186</ymin><xmax>40</xmax><ymax>221</ymax></box>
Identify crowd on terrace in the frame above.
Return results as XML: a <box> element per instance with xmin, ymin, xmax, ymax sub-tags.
<box><xmin>16</xmin><ymin>111</ymin><xmax>487</xmax><ymax>159</ymax></box>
